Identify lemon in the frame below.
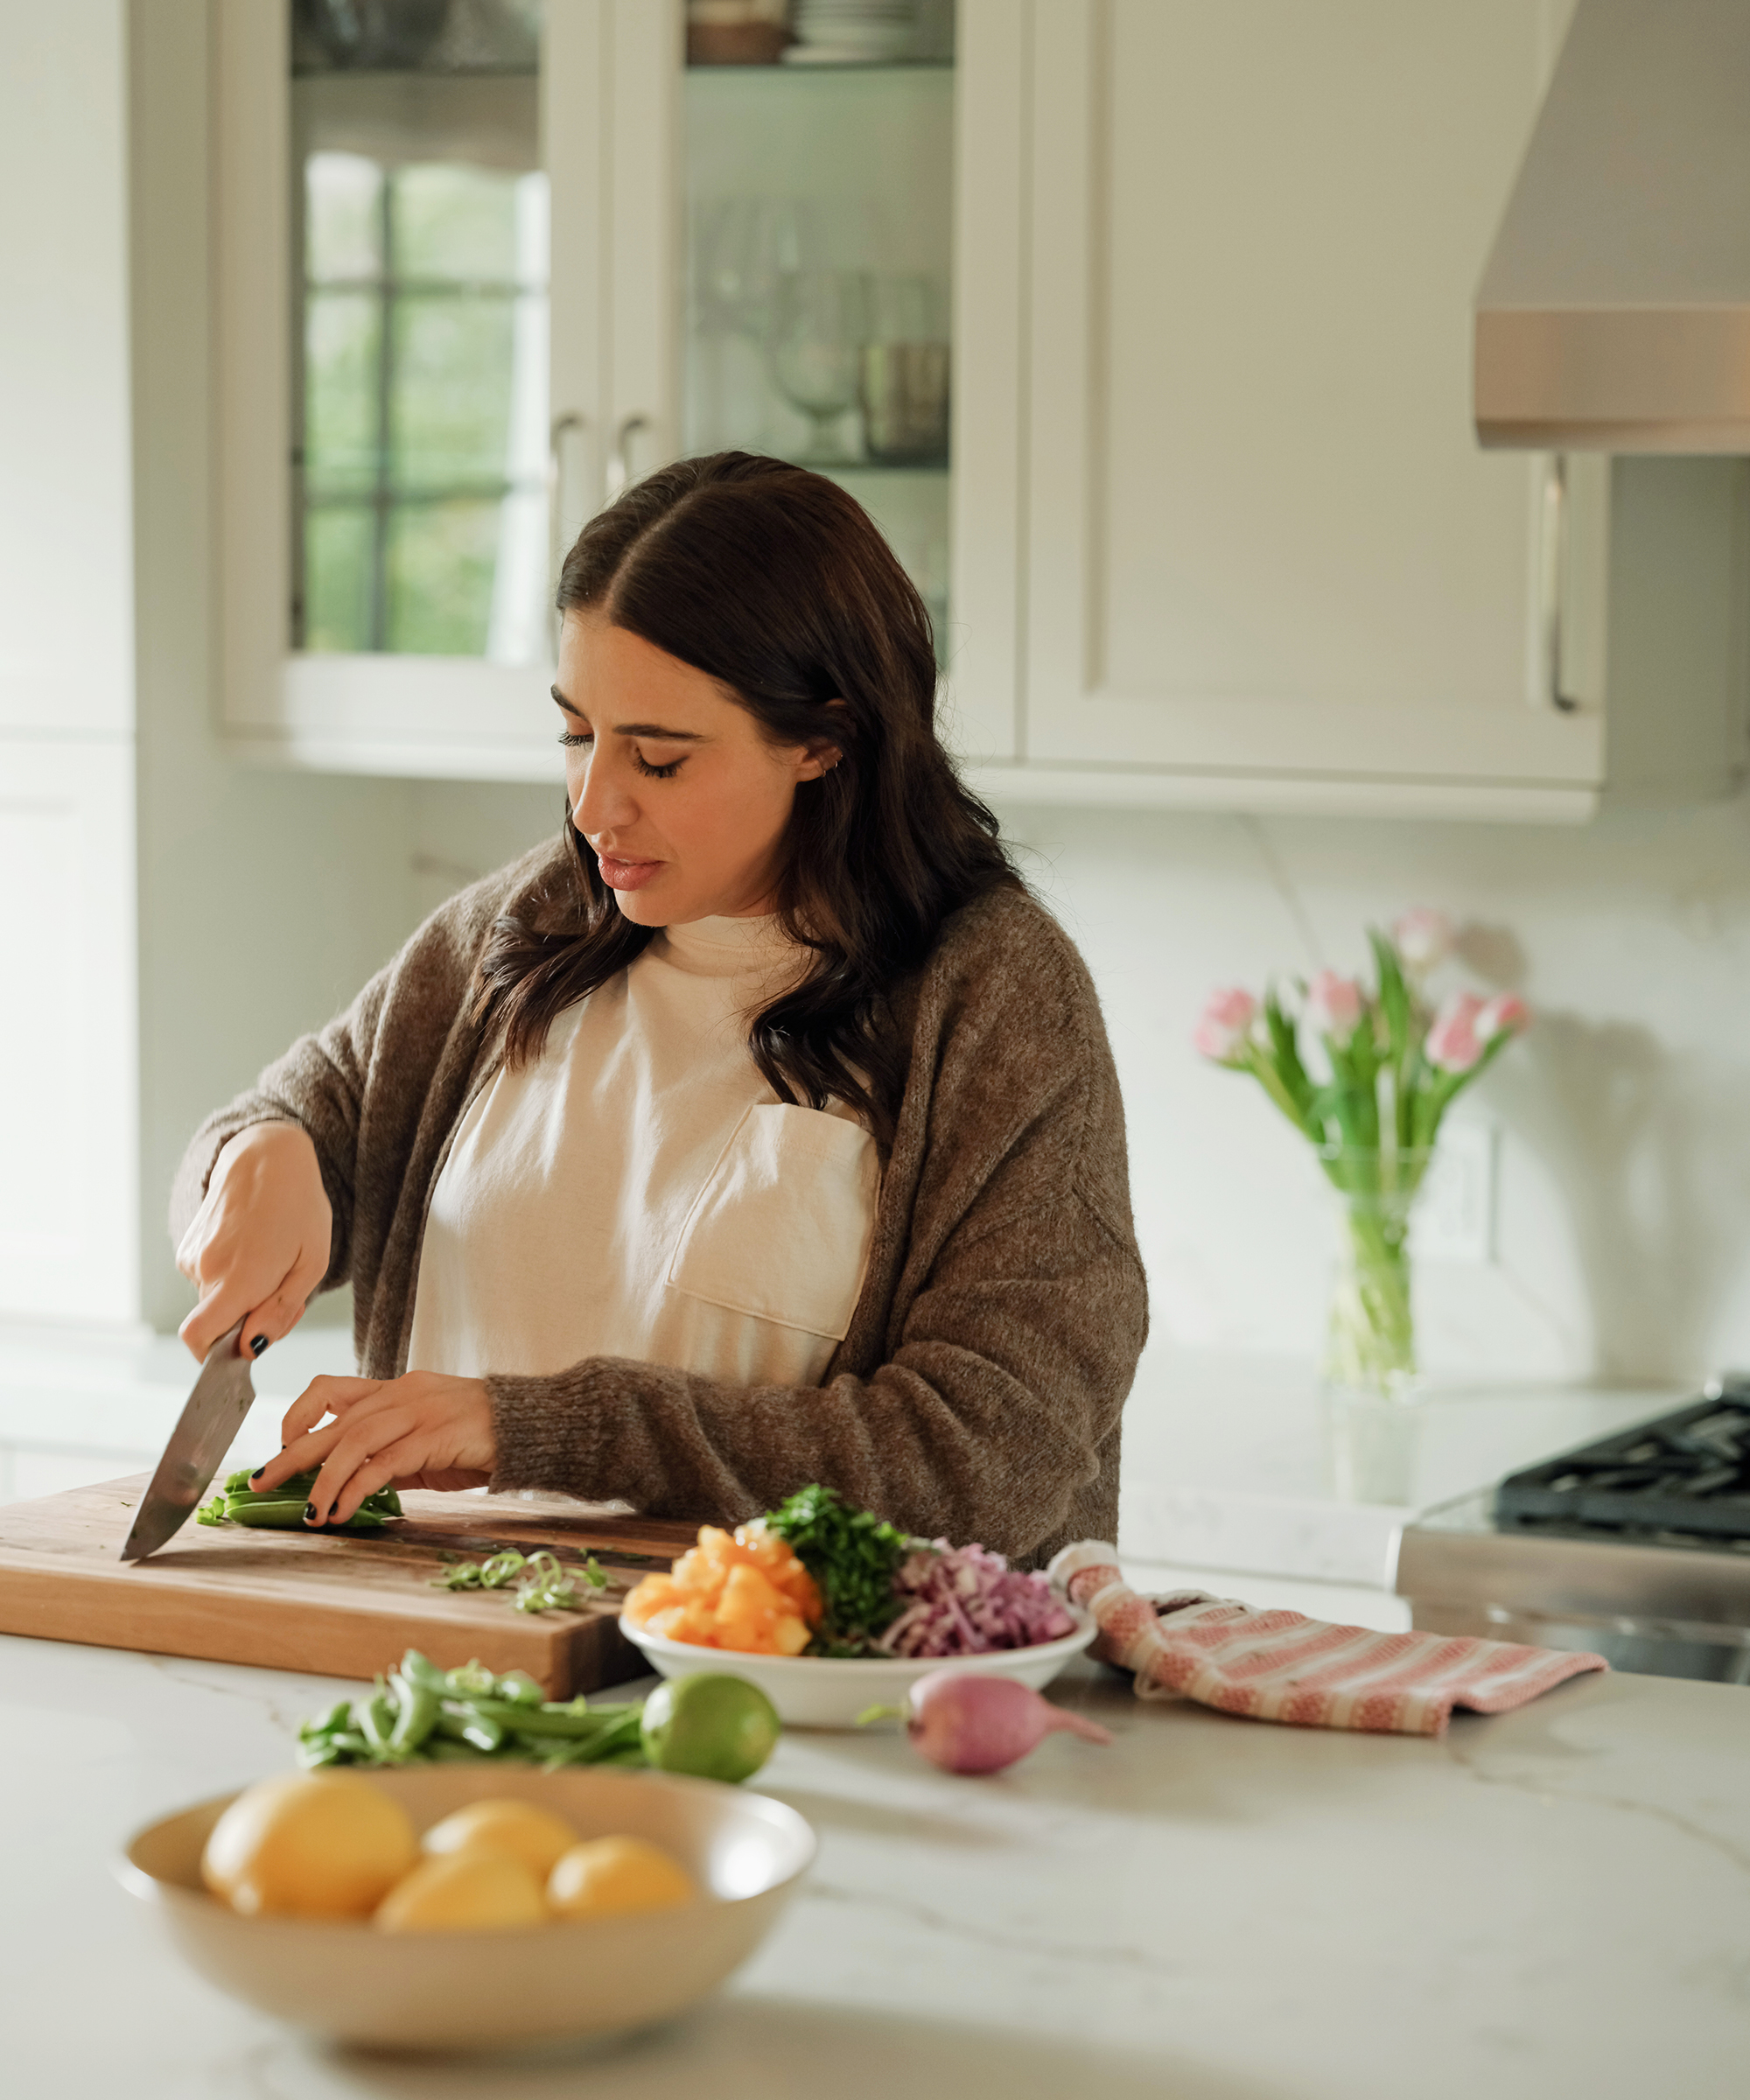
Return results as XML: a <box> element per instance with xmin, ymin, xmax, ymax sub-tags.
<box><xmin>420</xmin><ymin>1798</ymin><xmax>577</xmax><ymax>1880</ymax></box>
<box><xmin>201</xmin><ymin>1771</ymin><xmax>417</xmax><ymax>1920</ymax></box>
<box><xmin>640</xmin><ymin>1673</ymin><xmax>781</xmax><ymax>1783</ymax></box>
<box><xmin>546</xmin><ymin>1836</ymin><xmax>697</xmax><ymax>1920</ymax></box>
<box><xmin>374</xmin><ymin>1850</ymin><xmax>548</xmax><ymax>1933</ymax></box>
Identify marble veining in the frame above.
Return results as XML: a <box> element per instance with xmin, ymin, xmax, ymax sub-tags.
<box><xmin>9</xmin><ymin>1634</ymin><xmax>1746</xmax><ymax>2099</ymax></box>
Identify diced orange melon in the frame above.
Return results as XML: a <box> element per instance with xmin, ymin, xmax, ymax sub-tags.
<box><xmin>623</xmin><ymin>1521</ymin><xmax>821</xmax><ymax>1653</ymax></box>
<box><xmin>620</xmin><ymin>1573</ymin><xmax>682</xmax><ymax>1628</ymax></box>
<box><xmin>770</xmin><ymin>1613</ymin><xmax>812</xmax><ymax>1657</ymax></box>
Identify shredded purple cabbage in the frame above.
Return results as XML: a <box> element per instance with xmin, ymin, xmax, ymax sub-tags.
<box><xmin>875</xmin><ymin>1541</ymin><xmax>1077</xmax><ymax>1658</ymax></box>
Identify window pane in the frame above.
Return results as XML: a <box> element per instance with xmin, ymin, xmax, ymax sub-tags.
<box><xmin>304</xmin><ymin>290</ymin><xmax>382</xmax><ymax>495</ymax></box>
<box><xmin>385</xmin><ymin>500</ymin><xmax>500</xmax><ymax>655</ymax></box>
<box><xmin>304</xmin><ymin>505</ymin><xmax>375</xmax><ymax>652</ymax></box>
<box><xmin>305</xmin><ymin>150</ymin><xmax>381</xmax><ymax>282</ymax></box>
<box><xmin>390</xmin><ymin>293</ymin><xmax>516</xmax><ymax>490</ymax></box>
<box><xmin>291</xmin><ymin>80</ymin><xmax>548</xmax><ymax>662</ymax></box>
<box><xmin>394</xmin><ymin>164</ymin><xmax>524</xmax><ymax>284</ymax></box>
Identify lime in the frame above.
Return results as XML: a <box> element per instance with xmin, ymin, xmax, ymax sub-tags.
<box><xmin>640</xmin><ymin>1673</ymin><xmax>781</xmax><ymax>1783</ymax></box>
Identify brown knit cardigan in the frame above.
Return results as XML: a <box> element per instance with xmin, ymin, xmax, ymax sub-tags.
<box><xmin>170</xmin><ymin>839</ymin><xmax>1147</xmax><ymax>1564</ymax></box>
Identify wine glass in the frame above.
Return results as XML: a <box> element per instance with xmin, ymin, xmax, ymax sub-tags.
<box><xmin>696</xmin><ymin>199</ymin><xmax>816</xmax><ymax>341</ymax></box>
<box><xmin>766</xmin><ymin>270</ymin><xmax>870</xmax><ymax>466</ymax></box>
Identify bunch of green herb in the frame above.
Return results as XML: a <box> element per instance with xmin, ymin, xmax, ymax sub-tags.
<box><xmin>297</xmin><ymin>1648</ymin><xmax>646</xmax><ymax>1772</ymax></box>
<box><xmin>765</xmin><ymin>1484</ymin><xmax>908</xmax><ymax>1655</ymax></box>
<box><xmin>196</xmin><ymin>1467</ymin><xmax>402</xmax><ymax>1534</ymax></box>
<box><xmin>431</xmin><ymin>1547</ymin><xmax>606</xmax><ymax>1614</ymax></box>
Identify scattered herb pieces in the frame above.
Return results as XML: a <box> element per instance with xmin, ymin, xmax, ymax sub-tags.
<box><xmin>765</xmin><ymin>1483</ymin><xmax>908</xmax><ymax>1654</ymax></box>
<box><xmin>430</xmin><ymin>1547</ymin><xmax>607</xmax><ymax>1614</ymax></box>
<box><xmin>195</xmin><ymin>1467</ymin><xmax>402</xmax><ymax>1535</ymax></box>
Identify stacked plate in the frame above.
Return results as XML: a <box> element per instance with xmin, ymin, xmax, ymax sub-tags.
<box><xmin>785</xmin><ymin>0</ymin><xmax>917</xmax><ymax>64</ymax></box>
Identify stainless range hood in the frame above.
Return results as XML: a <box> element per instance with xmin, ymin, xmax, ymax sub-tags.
<box><xmin>1475</xmin><ymin>0</ymin><xmax>1750</xmax><ymax>452</ymax></box>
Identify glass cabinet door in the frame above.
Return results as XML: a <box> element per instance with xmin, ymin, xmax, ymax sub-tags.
<box><xmin>215</xmin><ymin>0</ymin><xmax>959</xmax><ymax>771</ymax></box>
<box><xmin>680</xmin><ymin>1</ymin><xmax>956</xmax><ymax>653</ymax></box>
<box><xmin>290</xmin><ymin>0</ymin><xmax>550</xmax><ymax>667</ymax></box>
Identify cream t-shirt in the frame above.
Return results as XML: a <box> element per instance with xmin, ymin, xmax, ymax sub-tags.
<box><xmin>405</xmin><ymin>914</ymin><xmax>879</xmax><ymax>1387</ymax></box>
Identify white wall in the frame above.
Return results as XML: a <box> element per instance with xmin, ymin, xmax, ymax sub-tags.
<box><xmin>0</xmin><ymin>0</ymin><xmax>139</xmax><ymax>1324</ymax></box>
<box><xmin>1002</xmin><ymin>794</ymin><xmax>1750</xmax><ymax>1395</ymax></box>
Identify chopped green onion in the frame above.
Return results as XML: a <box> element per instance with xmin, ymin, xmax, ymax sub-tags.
<box><xmin>430</xmin><ymin>1547</ymin><xmax>606</xmax><ymax>1613</ymax></box>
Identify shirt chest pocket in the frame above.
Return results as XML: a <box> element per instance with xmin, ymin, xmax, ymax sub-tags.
<box><xmin>666</xmin><ymin>1103</ymin><xmax>879</xmax><ymax>1341</ymax></box>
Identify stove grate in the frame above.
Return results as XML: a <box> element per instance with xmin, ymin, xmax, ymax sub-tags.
<box><xmin>1495</xmin><ymin>1388</ymin><xmax>1750</xmax><ymax>1541</ymax></box>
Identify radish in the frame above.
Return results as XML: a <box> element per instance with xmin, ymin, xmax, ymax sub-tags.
<box><xmin>892</xmin><ymin>1670</ymin><xmax>1114</xmax><ymax>1774</ymax></box>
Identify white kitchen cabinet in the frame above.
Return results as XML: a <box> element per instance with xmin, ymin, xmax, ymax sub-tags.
<box><xmin>215</xmin><ymin>0</ymin><xmax>670</xmax><ymax>778</ymax></box>
<box><xmin>214</xmin><ymin>0</ymin><xmax>1746</xmax><ymax>814</ymax></box>
<box><xmin>213</xmin><ymin>0</ymin><xmax>956</xmax><ymax>778</ymax></box>
<box><xmin>0</xmin><ymin>1</ymin><xmax>138</xmax><ymax>1327</ymax></box>
<box><xmin>949</xmin><ymin>0</ymin><xmax>1746</xmax><ymax>821</ymax></box>
<box><xmin>0</xmin><ymin>743</ymin><xmax>139</xmax><ymax>1325</ymax></box>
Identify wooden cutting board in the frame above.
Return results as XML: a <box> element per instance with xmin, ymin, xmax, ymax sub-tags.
<box><xmin>0</xmin><ymin>1475</ymin><xmax>701</xmax><ymax>1697</ymax></box>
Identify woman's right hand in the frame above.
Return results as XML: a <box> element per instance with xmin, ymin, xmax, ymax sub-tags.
<box><xmin>176</xmin><ymin>1123</ymin><xmax>334</xmax><ymax>1362</ymax></box>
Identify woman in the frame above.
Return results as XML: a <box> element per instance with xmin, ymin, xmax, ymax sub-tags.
<box><xmin>173</xmin><ymin>453</ymin><xmax>1145</xmax><ymax>1564</ymax></box>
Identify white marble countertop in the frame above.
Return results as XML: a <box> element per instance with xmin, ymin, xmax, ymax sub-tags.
<box><xmin>11</xmin><ymin>1634</ymin><xmax>1746</xmax><ymax>2099</ymax></box>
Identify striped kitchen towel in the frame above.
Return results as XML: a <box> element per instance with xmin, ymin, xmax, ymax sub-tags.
<box><xmin>1047</xmin><ymin>1543</ymin><xmax>1608</xmax><ymax>1737</ymax></box>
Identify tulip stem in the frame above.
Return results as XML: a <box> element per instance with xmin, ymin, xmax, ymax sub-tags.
<box><xmin>1323</xmin><ymin>1172</ymin><xmax>1422</xmax><ymax>1397</ymax></box>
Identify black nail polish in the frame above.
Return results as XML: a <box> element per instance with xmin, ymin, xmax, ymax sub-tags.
<box><xmin>304</xmin><ymin>1502</ymin><xmax>318</xmax><ymax>1523</ymax></box>
<box><xmin>249</xmin><ymin>1334</ymin><xmax>269</xmax><ymax>1357</ymax></box>
<box><xmin>249</xmin><ymin>1467</ymin><xmax>263</xmax><ymax>1483</ymax></box>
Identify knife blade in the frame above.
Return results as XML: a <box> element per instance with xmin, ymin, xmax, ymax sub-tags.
<box><xmin>120</xmin><ymin>1320</ymin><xmax>256</xmax><ymax>1563</ymax></box>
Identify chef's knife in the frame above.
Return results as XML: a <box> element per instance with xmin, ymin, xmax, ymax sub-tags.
<box><xmin>119</xmin><ymin>1320</ymin><xmax>256</xmax><ymax>1563</ymax></box>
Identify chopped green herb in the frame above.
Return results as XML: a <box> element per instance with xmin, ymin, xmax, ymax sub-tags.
<box><xmin>430</xmin><ymin>1546</ymin><xmax>606</xmax><ymax>1614</ymax></box>
<box><xmin>765</xmin><ymin>1483</ymin><xmax>908</xmax><ymax>1653</ymax></box>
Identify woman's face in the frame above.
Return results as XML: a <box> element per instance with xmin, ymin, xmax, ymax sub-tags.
<box><xmin>554</xmin><ymin>611</ymin><xmax>839</xmax><ymax>926</ymax></box>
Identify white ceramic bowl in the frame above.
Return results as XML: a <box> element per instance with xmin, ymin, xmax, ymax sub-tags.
<box><xmin>116</xmin><ymin>1764</ymin><xmax>815</xmax><ymax>2050</ymax></box>
<box><xmin>622</xmin><ymin>1611</ymin><xmax>1097</xmax><ymax>1728</ymax></box>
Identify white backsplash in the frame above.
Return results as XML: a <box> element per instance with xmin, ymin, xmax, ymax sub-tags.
<box><xmin>1002</xmin><ymin>796</ymin><xmax>1750</xmax><ymax>1393</ymax></box>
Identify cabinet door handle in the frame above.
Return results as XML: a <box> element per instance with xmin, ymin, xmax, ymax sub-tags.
<box><xmin>549</xmin><ymin>412</ymin><xmax>588</xmax><ymax>659</ymax></box>
<box><xmin>606</xmin><ymin>414</ymin><xmax>651</xmax><ymax>501</ymax></box>
<box><xmin>1540</xmin><ymin>453</ymin><xmax>1579</xmax><ymax>715</ymax></box>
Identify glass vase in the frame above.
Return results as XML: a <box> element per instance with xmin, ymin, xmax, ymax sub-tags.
<box><xmin>1319</xmin><ymin>1146</ymin><xmax>1432</xmax><ymax>1401</ymax></box>
<box><xmin>1320</xmin><ymin>1146</ymin><xmax>1433</xmax><ymax>1505</ymax></box>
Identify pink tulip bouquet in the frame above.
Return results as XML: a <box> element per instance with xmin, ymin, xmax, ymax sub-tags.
<box><xmin>1193</xmin><ymin>909</ymin><xmax>1530</xmax><ymax>1398</ymax></box>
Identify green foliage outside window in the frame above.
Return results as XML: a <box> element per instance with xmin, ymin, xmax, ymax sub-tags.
<box><xmin>299</xmin><ymin>151</ymin><xmax>545</xmax><ymax>658</ymax></box>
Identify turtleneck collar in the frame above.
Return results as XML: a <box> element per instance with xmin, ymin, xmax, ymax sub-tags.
<box><xmin>654</xmin><ymin>913</ymin><xmax>800</xmax><ymax>980</ymax></box>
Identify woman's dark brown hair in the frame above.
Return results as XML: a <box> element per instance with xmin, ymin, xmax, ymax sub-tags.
<box><xmin>473</xmin><ymin>451</ymin><xmax>1021</xmax><ymax>1144</ymax></box>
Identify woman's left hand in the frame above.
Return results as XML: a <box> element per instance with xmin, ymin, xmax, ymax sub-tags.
<box><xmin>249</xmin><ymin>1371</ymin><xmax>497</xmax><ymax>1526</ymax></box>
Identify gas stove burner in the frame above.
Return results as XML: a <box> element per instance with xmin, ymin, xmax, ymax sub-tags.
<box><xmin>1494</xmin><ymin>1385</ymin><xmax>1750</xmax><ymax>1542</ymax></box>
